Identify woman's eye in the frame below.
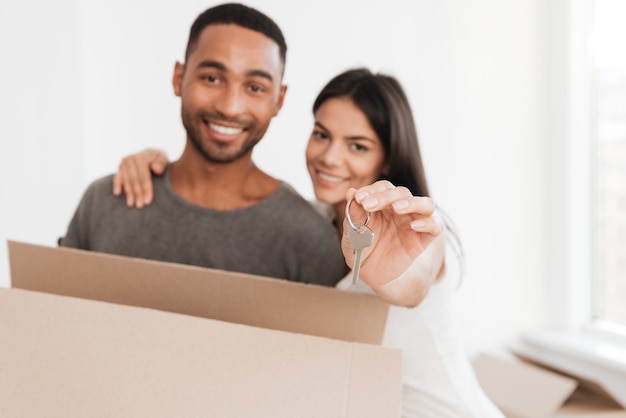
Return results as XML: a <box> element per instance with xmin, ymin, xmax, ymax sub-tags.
<box><xmin>351</xmin><ymin>143</ymin><xmax>368</xmax><ymax>152</ymax></box>
<box><xmin>313</xmin><ymin>130</ymin><xmax>328</xmax><ymax>140</ymax></box>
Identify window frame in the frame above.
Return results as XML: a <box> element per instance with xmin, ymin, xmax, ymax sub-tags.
<box><xmin>515</xmin><ymin>0</ymin><xmax>626</xmax><ymax>406</ymax></box>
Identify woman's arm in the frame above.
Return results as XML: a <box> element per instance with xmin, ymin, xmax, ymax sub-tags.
<box><xmin>342</xmin><ymin>181</ymin><xmax>446</xmax><ymax>307</ymax></box>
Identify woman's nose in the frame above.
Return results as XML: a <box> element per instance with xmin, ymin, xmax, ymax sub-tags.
<box><xmin>318</xmin><ymin>141</ymin><xmax>343</xmax><ymax>167</ymax></box>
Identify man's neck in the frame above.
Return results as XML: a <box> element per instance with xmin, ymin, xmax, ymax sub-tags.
<box><xmin>169</xmin><ymin>146</ymin><xmax>280</xmax><ymax>210</ymax></box>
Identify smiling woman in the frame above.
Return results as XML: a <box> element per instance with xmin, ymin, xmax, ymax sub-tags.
<box><xmin>306</xmin><ymin>97</ymin><xmax>387</xmax><ymax>205</ymax></box>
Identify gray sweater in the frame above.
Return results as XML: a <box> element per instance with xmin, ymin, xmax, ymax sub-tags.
<box><xmin>60</xmin><ymin>171</ymin><xmax>346</xmax><ymax>286</ymax></box>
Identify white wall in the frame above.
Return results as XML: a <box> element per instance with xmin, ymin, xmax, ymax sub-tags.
<box><xmin>0</xmin><ymin>0</ymin><xmax>556</xmax><ymax>353</ymax></box>
<box><xmin>0</xmin><ymin>0</ymin><xmax>84</xmax><ymax>278</ymax></box>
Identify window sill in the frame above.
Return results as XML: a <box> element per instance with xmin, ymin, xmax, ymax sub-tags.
<box><xmin>510</xmin><ymin>328</ymin><xmax>626</xmax><ymax>407</ymax></box>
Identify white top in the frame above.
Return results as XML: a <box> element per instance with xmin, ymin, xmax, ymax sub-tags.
<box><xmin>313</xmin><ymin>201</ymin><xmax>504</xmax><ymax>418</ymax></box>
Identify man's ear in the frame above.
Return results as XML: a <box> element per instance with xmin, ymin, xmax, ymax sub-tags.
<box><xmin>172</xmin><ymin>61</ymin><xmax>184</xmax><ymax>97</ymax></box>
<box><xmin>273</xmin><ymin>84</ymin><xmax>288</xmax><ymax>116</ymax></box>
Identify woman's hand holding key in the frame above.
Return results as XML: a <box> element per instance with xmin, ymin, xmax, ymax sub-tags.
<box><xmin>342</xmin><ymin>180</ymin><xmax>446</xmax><ymax>308</ymax></box>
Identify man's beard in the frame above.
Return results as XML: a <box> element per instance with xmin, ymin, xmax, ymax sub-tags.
<box><xmin>182</xmin><ymin>108</ymin><xmax>264</xmax><ymax>164</ymax></box>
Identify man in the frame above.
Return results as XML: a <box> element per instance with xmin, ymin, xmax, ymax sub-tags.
<box><xmin>60</xmin><ymin>3</ymin><xmax>346</xmax><ymax>286</ymax></box>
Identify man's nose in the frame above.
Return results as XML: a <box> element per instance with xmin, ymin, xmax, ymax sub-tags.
<box><xmin>213</xmin><ymin>85</ymin><xmax>245</xmax><ymax>117</ymax></box>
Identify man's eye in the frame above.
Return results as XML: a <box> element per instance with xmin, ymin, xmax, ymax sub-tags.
<box><xmin>249</xmin><ymin>84</ymin><xmax>264</xmax><ymax>93</ymax></box>
<box><xmin>203</xmin><ymin>75</ymin><xmax>218</xmax><ymax>83</ymax></box>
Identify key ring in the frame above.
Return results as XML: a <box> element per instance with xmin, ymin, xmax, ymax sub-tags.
<box><xmin>345</xmin><ymin>196</ymin><xmax>371</xmax><ymax>230</ymax></box>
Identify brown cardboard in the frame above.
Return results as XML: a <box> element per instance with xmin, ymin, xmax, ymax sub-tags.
<box><xmin>473</xmin><ymin>353</ymin><xmax>626</xmax><ymax>418</ymax></box>
<box><xmin>8</xmin><ymin>240</ymin><xmax>389</xmax><ymax>344</ymax></box>
<box><xmin>5</xmin><ymin>240</ymin><xmax>401</xmax><ymax>416</ymax></box>
<box><xmin>0</xmin><ymin>287</ymin><xmax>402</xmax><ymax>417</ymax></box>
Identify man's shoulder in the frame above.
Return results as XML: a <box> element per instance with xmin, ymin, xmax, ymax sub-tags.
<box><xmin>273</xmin><ymin>183</ymin><xmax>325</xmax><ymax>218</ymax></box>
<box><xmin>85</xmin><ymin>173</ymin><xmax>115</xmax><ymax>191</ymax></box>
<box><xmin>270</xmin><ymin>183</ymin><xmax>336</xmax><ymax>233</ymax></box>
<box><xmin>73</xmin><ymin>174</ymin><xmax>115</xmax><ymax>202</ymax></box>
<box><xmin>83</xmin><ymin>172</ymin><xmax>166</xmax><ymax>197</ymax></box>
<box><xmin>275</xmin><ymin>182</ymin><xmax>308</xmax><ymax>203</ymax></box>
<box><xmin>70</xmin><ymin>173</ymin><xmax>125</xmax><ymax>214</ymax></box>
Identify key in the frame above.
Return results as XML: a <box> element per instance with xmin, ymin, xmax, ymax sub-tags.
<box><xmin>348</xmin><ymin>223</ymin><xmax>374</xmax><ymax>285</ymax></box>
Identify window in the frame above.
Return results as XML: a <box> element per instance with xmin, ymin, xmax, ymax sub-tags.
<box><xmin>516</xmin><ymin>0</ymin><xmax>626</xmax><ymax>402</ymax></box>
<box><xmin>592</xmin><ymin>0</ymin><xmax>626</xmax><ymax>331</ymax></box>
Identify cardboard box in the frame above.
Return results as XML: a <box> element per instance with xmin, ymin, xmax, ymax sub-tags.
<box><xmin>3</xmin><ymin>241</ymin><xmax>402</xmax><ymax>417</ymax></box>
<box><xmin>8</xmin><ymin>241</ymin><xmax>388</xmax><ymax>344</ymax></box>
<box><xmin>473</xmin><ymin>352</ymin><xmax>626</xmax><ymax>418</ymax></box>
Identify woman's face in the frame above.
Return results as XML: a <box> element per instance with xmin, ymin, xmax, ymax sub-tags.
<box><xmin>305</xmin><ymin>97</ymin><xmax>386</xmax><ymax>205</ymax></box>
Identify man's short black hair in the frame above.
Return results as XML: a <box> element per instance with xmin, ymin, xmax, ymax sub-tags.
<box><xmin>185</xmin><ymin>3</ymin><xmax>287</xmax><ymax>67</ymax></box>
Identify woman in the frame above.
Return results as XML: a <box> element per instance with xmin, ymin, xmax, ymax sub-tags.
<box><xmin>113</xmin><ymin>68</ymin><xmax>503</xmax><ymax>417</ymax></box>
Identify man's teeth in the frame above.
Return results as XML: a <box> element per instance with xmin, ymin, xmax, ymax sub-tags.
<box><xmin>210</xmin><ymin>123</ymin><xmax>243</xmax><ymax>135</ymax></box>
<box><xmin>318</xmin><ymin>172</ymin><xmax>344</xmax><ymax>183</ymax></box>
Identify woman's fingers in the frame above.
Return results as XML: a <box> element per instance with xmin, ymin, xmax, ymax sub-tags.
<box><xmin>346</xmin><ymin>181</ymin><xmax>444</xmax><ymax>239</ymax></box>
<box><xmin>409</xmin><ymin>209</ymin><xmax>445</xmax><ymax>237</ymax></box>
<box><xmin>112</xmin><ymin>171</ymin><xmax>123</xmax><ymax>197</ymax></box>
<box><xmin>149</xmin><ymin>150</ymin><xmax>169</xmax><ymax>175</ymax></box>
<box><xmin>352</xmin><ymin>180</ymin><xmax>397</xmax><ymax>199</ymax></box>
<box><xmin>126</xmin><ymin>158</ymin><xmax>146</xmax><ymax>208</ymax></box>
<box><xmin>353</xmin><ymin>185</ymin><xmax>436</xmax><ymax>217</ymax></box>
<box><xmin>116</xmin><ymin>157</ymin><xmax>139</xmax><ymax>207</ymax></box>
<box><xmin>111</xmin><ymin>149</ymin><xmax>167</xmax><ymax>208</ymax></box>
<box><xmin>138</xmin><ymin>149</ymin><xmax>168</xmax><ymax>205</ymax></box>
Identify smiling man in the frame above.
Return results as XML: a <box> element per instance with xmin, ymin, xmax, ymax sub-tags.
<box><xmin>59</xmin><ymin>3</ymin><xmax>346</xmax><ymax>286</ymax></box>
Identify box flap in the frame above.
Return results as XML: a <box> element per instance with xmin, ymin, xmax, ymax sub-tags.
<box><xmin>512</xmin><ymin>353</ymin><xmax>626</xmax><ymax>417</ymax></box>
<box><xmin>473</xmin><ymin>353</ymin><xmax>578</xmax><ymax>418</ymax></box>
<box><xmin>0</xmin><ymin>288</ymin><xmax>402</xmax><ymax>417</ymax></box>
<box><xmin>555</xmin><ymin>386</ymin><xmax>626</xmax><ymax>417</ymax></box>
<box><xmin>8</xmin><ymin>240</ymin><xmax>389</xmax><ymax>344</ymax></box>
<box><xmin>515</xmin><ymin>353</ymin><xmax>626</xmax><ymax>412</ymax></box>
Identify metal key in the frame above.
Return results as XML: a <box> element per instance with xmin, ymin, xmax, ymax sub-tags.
<box><xmin>348</xmin><ymin>223</ymin><xmax>374</xmax><ymax>285</ymax></box>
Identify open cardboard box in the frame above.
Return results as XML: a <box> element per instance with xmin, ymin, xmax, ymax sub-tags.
<box><xmin>2</xmin><ymin>241</ymin><xmax>402</xmax><ymax>417</ymax></box>
<box><xmin>473</xmin><ymin>352</ymin><xmax>626</xmax><ymax>418</ymax></box>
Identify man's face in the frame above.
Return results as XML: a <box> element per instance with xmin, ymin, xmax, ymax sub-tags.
<box><xmin>173</xmin><ymin>24</ymin><xmax>286</xmax><ymax>164</ymax></box>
